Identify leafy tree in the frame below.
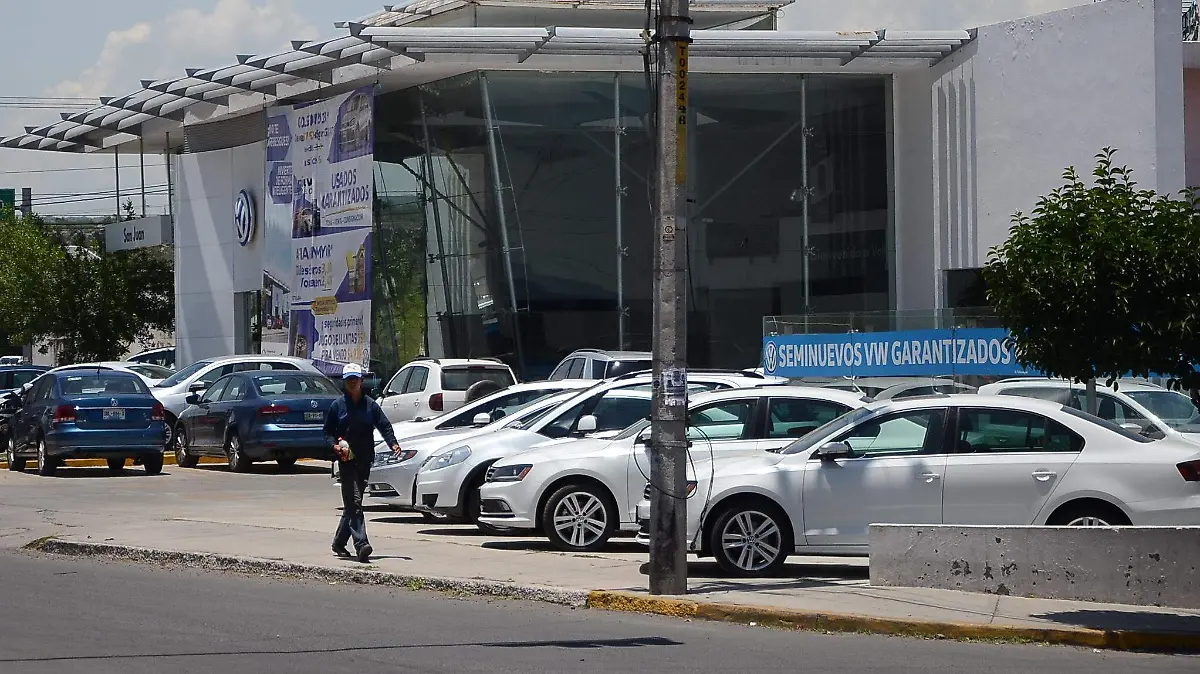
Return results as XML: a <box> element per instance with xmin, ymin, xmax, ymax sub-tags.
<box><xmin>0</xmin><ymin>207</ymin><xmax>174</xmax><ymax>364</ymax></box>
<box><xmin>983</xmin><ymin>148</ymin><xmax>1200</xmax><ymax>393</ymax></box>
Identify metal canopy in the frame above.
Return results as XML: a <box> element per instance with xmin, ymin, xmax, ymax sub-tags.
<box><xmin>2</xmin><ymin>21</ymin><xmax>972</xmax><ymax>153</ymax></box>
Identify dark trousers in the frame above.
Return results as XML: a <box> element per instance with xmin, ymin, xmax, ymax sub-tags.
<box><xmin>334</xmin><ymin>458</ymin><xmax>371</xmax><ymax>551</ymax></box>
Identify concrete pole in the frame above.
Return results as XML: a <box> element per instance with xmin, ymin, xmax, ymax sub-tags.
<box><xmin>648</xmin><ymin>0</ymin><xmax>691</xmax><ymax>596</ymax></box>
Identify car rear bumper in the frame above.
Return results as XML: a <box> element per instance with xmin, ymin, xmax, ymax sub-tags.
<box><xmin>46</xmin><ymin>425</ymin><xmax>166</xmax><ymax>457</ymax></box>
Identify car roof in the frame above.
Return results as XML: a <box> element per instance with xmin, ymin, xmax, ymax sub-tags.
<box><xmin>690</xmin><ymin>385</ymin><xmax>871</xmax><ymax>407</ymax></box>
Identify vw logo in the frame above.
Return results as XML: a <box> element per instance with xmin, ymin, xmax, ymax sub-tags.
<box><xmin>763</xmin><ymin>341</ymin><xmax>778</xmax><ymax>374</ymax></box>
<box><xmin>310</xmin><ymin>400</ymin><xmax>319</xmax><ymax>409</ymax></box>
<box><xmin>234</xmin><ymin>189</ymin><xmax>256</xmax><ymax>246</ymax></box>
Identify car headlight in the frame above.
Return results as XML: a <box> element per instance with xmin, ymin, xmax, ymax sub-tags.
<box><xmin>426</xmin><ymin>446</ymin><xmax>471</xmax><ymax>471</ymax></box>
<box><xmin>374</xmin><ymin>449</ymin><xmax>418</xmax><ymax>467</ymax></box>
<box><xmin>487</xmin><ymin>464</ymin><xmax>532</xmax><ymax>483</ymax></box>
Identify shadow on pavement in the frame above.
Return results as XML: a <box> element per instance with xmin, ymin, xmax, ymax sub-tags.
<box><xmin>1032</xmin><ymin>609</ymin><xmax>1200</xmax><ymax>634</ymax></box>
<box><xmin>0</xmin><ymin>636</ymin><xmax>684</xmax><ymax>664</ymax></box>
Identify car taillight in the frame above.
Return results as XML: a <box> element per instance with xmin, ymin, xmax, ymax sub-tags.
<box><xmin>1178</xmin><ymin>459</ymin><xmax>1200</xmax><ymax>482</ymax></box>
<box><xmin>151</xmin><ymin>403</ymin><xmax>164</xmax><ymax>421</ymax></box>
<box><xmin>258</xmin><ymin>404</ymin><xmax>290</xmax><ymax>417</ymax></box>
<box><xmin>430</xmin><ymin>393</ymin><xmax>443</xmax><ymax>412</ymax></box>
<box><xmin>53</xmin><ymin>405</ymin><xmax>76</xmax><ymax>424</ymax></box>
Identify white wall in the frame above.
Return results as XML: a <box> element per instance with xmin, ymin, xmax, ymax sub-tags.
<box><xmin>894</xmin><ymin>0</ymin><xmax>1187</xmax><ymax>310</ymax></box>
<box><xmin>173</xmin><ymin>141</ymin><xmax>265</xmax><ymax>367</ymax></box>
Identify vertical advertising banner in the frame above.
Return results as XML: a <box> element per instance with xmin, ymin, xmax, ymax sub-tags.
<box><xmin>265</xmin><ymin>86</ymin><xmax>375</xmax><ymax>370</ymax></box>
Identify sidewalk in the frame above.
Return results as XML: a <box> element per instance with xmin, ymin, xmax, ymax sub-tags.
<box><xmin>2</xmin><ymin>466</ymin><xmax>1198</xmax><ymax>651</ymax></box>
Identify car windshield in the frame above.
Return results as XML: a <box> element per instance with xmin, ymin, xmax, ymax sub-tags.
<box><xmin>605</xmin><ymin>359</ymin><xmax>653</xmax><ymax>378</ymax></box>
<box><xmin>1058</xmin><ymin>405</ymin><xmax>1154</xmax><ymax>443</ymax></box>
<box><xmin>157</xmin><ymin>361</ymin><xmax>212</xmax><ymax>388</ymax></box>
<box><xmin>60</xmin><ymin>373</ymin><xmax>150</xmax><ymax>397</ymax></box>
<box><xmin>252</xmin><ymin>374</ymin><xmax>340</xmax><ymax>396</ymax></box>
<box><xmin>127</xmin><ymin>363</ymin><xmax>174</xmax><ymax>379</ymax></box>
<box><xmin>440</xmin><ymin>366</ymin><xmax>515</xmax><ymax>391</ymax></box>
<box><xmin>1125</xmin><ymin>391</ymin><xmax>1200</xmax><ymax>432</ymax></box>
<box><xmin>780</xmin><ymin>406</ymin><xmax>875</xmax><ymax>455</ymax></box>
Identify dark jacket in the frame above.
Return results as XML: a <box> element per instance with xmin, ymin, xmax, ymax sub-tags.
<box><xmin>323</xmin><ymin>393</ymin><xmax>398</xmax><ymax>463</ymax></box>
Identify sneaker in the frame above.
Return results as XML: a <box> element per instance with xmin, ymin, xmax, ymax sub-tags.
<box><xmin>332</xmin><ymin>544</ymin><xmax>352</xmax><ymax>558</ymax></box>
<box><xmin>356</xmin><ymin>543</ymin><xmax>373</xmax><ymax>563</ymax></box>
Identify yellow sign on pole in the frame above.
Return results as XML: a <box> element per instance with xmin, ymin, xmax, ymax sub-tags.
<box><xmin>675</xmin><ymin>41</ymin><xmax>689</xmax><ymax>185</ymax></box>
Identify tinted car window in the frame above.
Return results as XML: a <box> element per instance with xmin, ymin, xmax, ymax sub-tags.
<box><xmin>441</xmin><ymin>366</ymin><xmax>515</xmax><ymax>391</ymax></box>
<box><xmin>688</xmin><ymin>400</ymin><xmax>755</xmax><ymax>441</ymax></box>
<box><xmin>833</xmin><ymin>410</ymin><xmax>946</xmax><ymax>458</ymax></box>
<box><xmin>605</xmin><ymin>359</ymin><xmax>653</xmax><ymax>378</ymax></box>
<box><xmin>58</xmin><ymin>373</ymin><xmax>149</xmax><ymax>397</ymax></box>
<box><xmin>404</xmin><ymin>367</ymin><xmax>429</xmax><ymax>393</ymax></box>
<box><xmin>767</xmin><ymin>398</ymin><xmax>851</xmax><ymax>439</ymax></box>
<box><xmin>955</xmin><ymin>408</ymin><xmax>1083</xmax><ymax>453</ymax></box>
<box><xmin>253</xmin><ymin>374</ymin><xmax>339</xmax><ymax>396</ymax></box>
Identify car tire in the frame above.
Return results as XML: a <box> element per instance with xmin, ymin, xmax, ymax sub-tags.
<box><xmin>173</xmin><ymin>426</ymin><xmax>199</xmax><ymax>468</ymax></box>
<box><xmin>1046</xmin><ymin>501</ymin><xmax>1130</xmax><ymax>527</ymax></box>
<box><xmin>106</xmin><ymin>458</ymin><xmax>125</xmax><ymax>473</ymax></box>
<box><xmin>143</xmin><ymin>453</ymin><xmax>164</xmax><ymax>476</ymax></box>
<box><xmin>540</xmin><ymin>483</ymin><xmax>617</xmax><ymax>553</ymax></box>
<box><xmin>276</xmin><ymin>456</ymin><xmax>297</xmax><ymax>471</ymax></box>
<box><xmin>6</xmin><ymin>437</ymin><xmax>26</xmax><ymax>472</ymax></box>
<box><xmin>36</xmin><ymin>437</ymin><xmax>56</xmax><ymax>477</ymax></box>
<box><xmin>708</xmin><ymin>500</ymin><xmax>793</xmax><ymax>578</ymax></box>
<box><xmin>226</xmin><ymin>433</ymin><xmax>251</xmax><ymax>473</ymax></box>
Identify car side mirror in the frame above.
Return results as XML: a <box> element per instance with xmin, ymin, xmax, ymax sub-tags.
<box><xmin>188</xmin><ymin>381</ymin><xmax>207</xmax><ymax>393</ymax></box>
<box><xmin>816</xmin><ymin>441</ymin><xmax>854</xmax><ymax>460</ymax></box>
<box><xmin>186</xmin><ymin>394</ymin><xmax>200</xmax><ymax>405</ymax></box>
<box><xmin>473</xmin><ymin>412</ymin><xmax>492</xmax><ymax>426</ymax></box>
<box><xmin>576</xmin><ymin>415</ymin><xmax>598</xmax><ymax>434</ymax></box>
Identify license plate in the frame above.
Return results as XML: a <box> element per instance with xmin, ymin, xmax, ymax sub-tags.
<box><xmin>304</xmin><ymin>411</ymin><xmax>323</xmax><ymax>422</ymax></box>
<box><xmin>103</xmin><ymin>408</ymin><xmax>125</xmax><ymax>421</ymax></box>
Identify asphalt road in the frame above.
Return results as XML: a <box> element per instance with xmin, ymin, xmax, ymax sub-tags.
<box><xmin>0</xmin><ymin>552</ymin><xmax>1194</xmax><ymax>674</ymax></box>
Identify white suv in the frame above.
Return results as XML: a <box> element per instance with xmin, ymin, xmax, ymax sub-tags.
<box><xmin>378</xmin><ymin>358</ymin><xmax>517</xmax><ymax>423</ymax></box>
<box><xmin>477</xmin><ymin>386</ymin><xmax>871</xmax><ymax>551</ymax></box>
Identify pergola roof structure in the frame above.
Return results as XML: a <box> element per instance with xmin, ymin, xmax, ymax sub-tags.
<box><xmin>2</xmin><ymin>0</ymin><xmax>972</xmax><ymax>153</ymax></box>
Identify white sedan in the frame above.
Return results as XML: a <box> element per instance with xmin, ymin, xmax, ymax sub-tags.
<box><xmin>360</xmin><ymin>390</ymin><xmax>586</xmax><ymax>519</ymax></box>
<box><xmin>476</xmin><ymin>387</ymin><xmax>870</xmax><ymax>551</ymax></box>
<box><xmin>632</xmin><ymin>394</ymin><xmax>1200</xmax><ymax>577</ymax></box>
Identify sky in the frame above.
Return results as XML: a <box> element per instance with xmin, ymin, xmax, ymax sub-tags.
<box><xmin>0</xmin><ymin>0</ymin><xmax>1089</xmax><ymax>217</ymax></box>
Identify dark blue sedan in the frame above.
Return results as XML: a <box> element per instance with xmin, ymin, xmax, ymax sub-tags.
<box><xmin>5</xmin><ymin>369</ymin><xmax>167</xmax><ymax>476</ymax></box>
<box><xmin>172</xmin><ymin>371</ymin><xmax>341</xmax><ymax>472</ymax></box>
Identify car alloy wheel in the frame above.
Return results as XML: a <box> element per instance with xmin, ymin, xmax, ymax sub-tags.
<box><xmin>174</xmin><ymin>427</ymin><xmax>198</xmax><ymax>468</ymax></box>
<box><xmin>1066</xmin><ymin>516</ymin><xmax>1111</xmax><ymax>527</ymax></box>
<box><xmin>712</xmin><ymin>507</ymin><xmax>788</xmax><ymax>576</ymax></box>
<box><xmin>547</xmin><ymin>488</ymin><xmax>611</xmax><ymax>552</ymax></box>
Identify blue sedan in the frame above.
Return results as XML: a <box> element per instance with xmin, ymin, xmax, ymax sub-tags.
<box><xmin>172</xmin><ymin>371</ymin><xmax>341</xmax><ymax>472</ymax></box>
<box><xmin>5</xmin><ymin>369</ymin><xmax>168</xmax><ymax>476</ymax></box>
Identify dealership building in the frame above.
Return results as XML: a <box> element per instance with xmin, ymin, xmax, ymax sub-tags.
<box><xmin>3</xmin><ymin>0</ymin><xmax>1194</xmax><ymax>379</ymax></box>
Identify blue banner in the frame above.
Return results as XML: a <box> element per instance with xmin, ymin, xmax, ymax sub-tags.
<box><xmin>763</xmin><ymin>328</ymin><xmax>1036</xmax><ymax>378</ymax></box>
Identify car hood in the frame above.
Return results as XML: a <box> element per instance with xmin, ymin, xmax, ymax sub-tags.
<box><xmin>497</xmin><ymin>436</ymin><xmax>621</xmax><ymax>467</ymax></box>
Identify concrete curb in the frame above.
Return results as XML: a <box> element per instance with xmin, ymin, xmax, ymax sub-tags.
<box><xmin>585</xmin><ymin>590</ymin><xmax>1200</xmax><ymax>653</ymax></box>
<box><xmin>26</xmin><ymin>538</ymin><xmax>589</xmax><ymax>608</ymax></box>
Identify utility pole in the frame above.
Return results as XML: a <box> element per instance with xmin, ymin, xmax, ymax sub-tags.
<box><xmin>648</xmin><ymin>0</ymin><xmax>691</xmax><ymax>596</ymax></box>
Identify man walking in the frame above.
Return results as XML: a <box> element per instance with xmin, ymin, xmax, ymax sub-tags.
<box><xmin>324</xmin><ymin>363</ymin><xmax>401</xmax><ymax>563</ymax></box>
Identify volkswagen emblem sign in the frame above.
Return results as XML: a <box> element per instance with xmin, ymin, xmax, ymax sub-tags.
<box><xmin>234</xmin><ymin>189</ymin><xmax>256</xmax><ymax>246</ymax></box>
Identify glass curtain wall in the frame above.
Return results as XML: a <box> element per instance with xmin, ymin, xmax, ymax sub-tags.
<box><xmin>371</xmin><ymin>71</ymin><xmax>890</xmax><ymax>378</ymax></box>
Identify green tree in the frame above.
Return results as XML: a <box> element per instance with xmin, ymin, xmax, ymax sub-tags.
<box><xmin>983</xmin><ymin>148</ymin><xmax>1200</xmax><ymax>393</ymax></box>
<box><xmin>0</xmin><ymin>207</ymin><xmax>174</xmax><ymax>364</ymax></box>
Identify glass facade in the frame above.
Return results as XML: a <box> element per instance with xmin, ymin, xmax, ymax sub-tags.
<box><xmin>370</xmin><ymin>71</ymin><xmax>892</xmax><ymax>380</ymax></box>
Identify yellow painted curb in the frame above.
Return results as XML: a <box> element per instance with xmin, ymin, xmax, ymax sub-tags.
<box><xmin>585</xmin><ymin>590</ymin><xmax>1200</xmax><ymax>653</ymax></box>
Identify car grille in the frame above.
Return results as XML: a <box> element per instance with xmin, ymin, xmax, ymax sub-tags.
<box><xmin>485</xmin><ymin>465</ymin><xmax>497</xmax><ymax>482</ymax></box>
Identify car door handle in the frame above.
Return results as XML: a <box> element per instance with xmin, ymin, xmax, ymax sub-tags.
<box><xmin>1031</xmin><ymin>470</ymin><xmax>1057</xmax><ymax>482</ymax></box>
<box><xmin>919</xmin><ymin>472</ymin><xmax>941</xmax><ymax>482</ymax></box>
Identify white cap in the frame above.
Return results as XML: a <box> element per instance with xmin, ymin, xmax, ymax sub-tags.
<box><xmin>341</xmin><ymin>363</ymin><xmax>364</xmax><ymax>379</ymax></box>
